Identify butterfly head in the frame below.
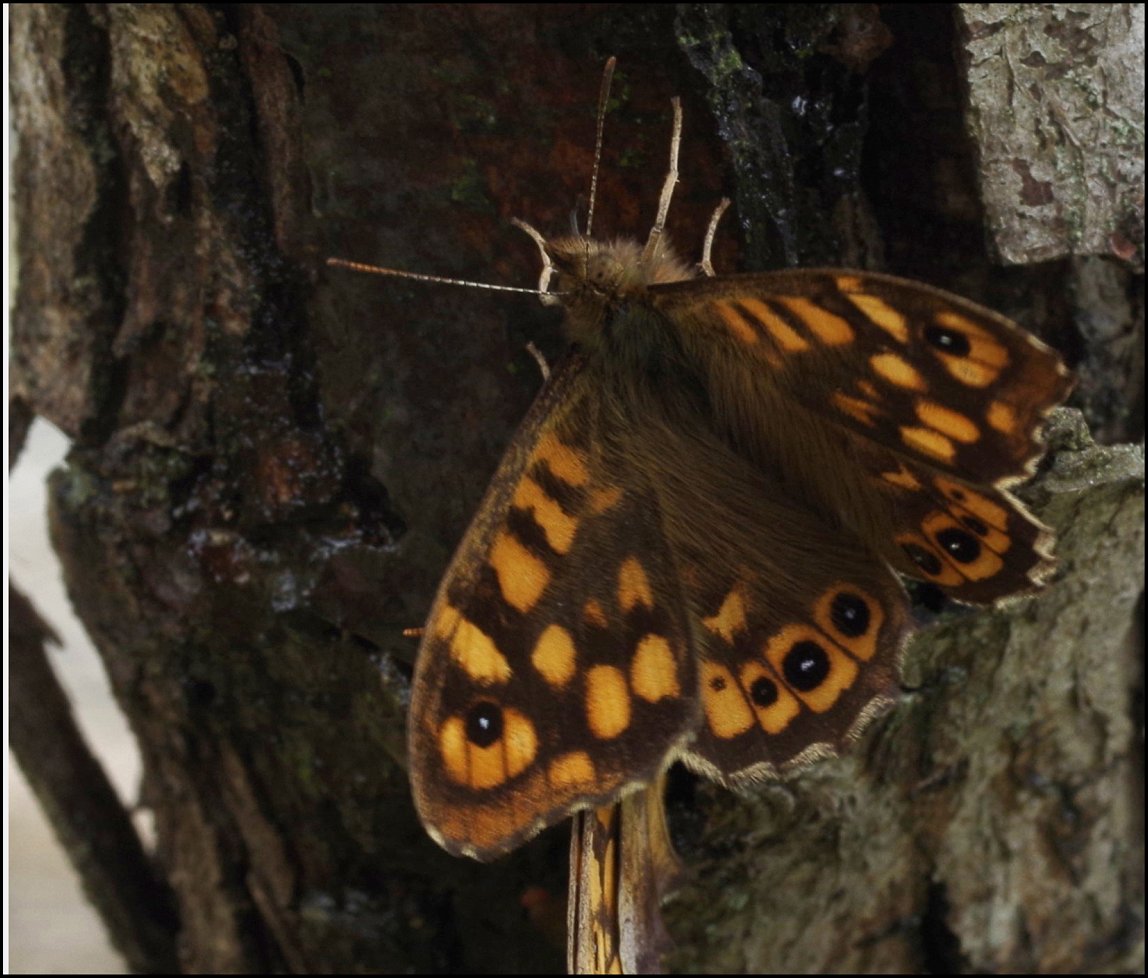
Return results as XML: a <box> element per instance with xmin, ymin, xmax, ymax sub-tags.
<box><xmin>544</xmin><ymin>235</ymin><xmax>694</xmax><ymax>345</ymax></box>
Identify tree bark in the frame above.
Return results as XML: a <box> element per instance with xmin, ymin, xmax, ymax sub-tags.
<box><xmin>10</xmin><ymin>5</ymin><xmax>1143</xmax><ymax>973</ymax></box>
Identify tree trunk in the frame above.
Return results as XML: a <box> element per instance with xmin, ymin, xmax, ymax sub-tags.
<box><xmin>10</xmin><ymin>5</ymin><xmax>1143</xmax><ymax>973</ymax></box>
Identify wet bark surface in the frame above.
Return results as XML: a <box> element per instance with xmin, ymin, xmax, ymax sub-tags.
<box><xmin>10</xmin><ymin>5</ymin><xmax>1143</xmax><ymax>972</ymax></box>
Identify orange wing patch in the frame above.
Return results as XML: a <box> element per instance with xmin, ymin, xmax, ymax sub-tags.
<box><xmin>714</xmin><ymin>299</ymin><xmax>762</xmax><ymax>346</ymax></box>
<box><xmin>513</xmin><ymin>477</ymin><xmax>579</xmax><ymax>553</ymax></box>
<box><xmin>582</xmin><ymin>598</ymin><xmax>609</xmax><ymax>628</ymax></box>
<box><xmin>915</xmin><ymin>400</ymin><xmax>981</xmax><ymax>444</ymax></box>
<box><xmin>738</xmin><ymin>298</ymin><xmax>810</xmax><ymax>352</ymax></box>
<box><xmin>701</xmin><ymin>583</ymin><xmax>749</xmax><ymax>642</ymax></box>
<box><xmin>489</xmin><ymin>531</ymin><xmax>551</xmax><ymax>612</ymax></box>
<box><xmin>586</xmin><ymin>666</ymin><xmax>633</xmax><ymax>740</ymax></box>
<box><xmin>549</xmin><ymin>751</ymin><xmax>597</xmax><ymax>789</ymax></box>
<box><xmin>534</xmin><ymin>433</ymin><xmax>592</xmax><ymax>486</ymax></box>
<box><xmin>589</xmin><ymin>485</ymin><xmax>624</xmax><ymax>514</ymax></box>
<box><xmin>778</xmin><ymin>296</ymin><xmax>854</xmax><ymax>346</ymax></box>
<box><xmin>617</xmin><ymin>557</ymin><xmax>654</xmax><ymax>612</ymax></box>
<box><xmin>630</xmin><ymin>635</ymin><xmax>680</xmax><ymax>703</ymax></box>
<box><xmin>840</xmin><ymin>286</ymin><xmax>910</xmax><ymax>343</ymax></box>
<box><xmin>531</xmin><ymin>624</ymin><xmax>577</xmax><ymax>688</ymax></box>
<box><xmin>700</xmin><ymin>661</ymin><xmax>755</xmax><ymax>739</ymax></box>
<box><xmin>987</xmin><ymin>400</ymin><xmax>1018</xmax><ymax>434</ymax></box>
<box><xmin>880</xmin><ymin>464</ymin><xmax>922</xmax><ymax>491</ymax></box>
<box><xmin>871</xmin><ymin>352</ymin><xmax>927</xmax><ymax>392</ymax></box>
<box><xmin>899</xmin><ymin>425</ymin><xmax>957</xmax><ymax>464</ymax></box>
<box><xmin>834</xmin><ymin>392</ymin><xmax>883</xmax><ymax>427</ymax></box>
<box><xmin>450</xmin><ymin>615</ymin><xmax>512</xmax><ymax>684</ymax></box>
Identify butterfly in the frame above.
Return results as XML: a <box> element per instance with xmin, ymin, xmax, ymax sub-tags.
<box><xmin>334</xmin><ymin>60</ymin><xmax>1073</xmax><ymax>863</ymax></box>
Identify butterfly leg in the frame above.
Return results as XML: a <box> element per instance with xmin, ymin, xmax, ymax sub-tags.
<box><xmin>525</xmin><ymin>341</ymin><xmax>552</xmax><ymax>382</ymax></box>
<box><xmin>512</xmin><ymin>218</ymin><xmax>561</xmax><ymax>306</ymax></box>
<box><xmin>699</xmin><ymin>198</ymin><xmax>732</xmax><ymax>277</ymax></box>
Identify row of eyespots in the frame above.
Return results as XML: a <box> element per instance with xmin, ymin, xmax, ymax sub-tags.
<box><xmin>699</xmin><ymin>586</ymin><xmax>881</xmax><ymax>740</ymax></box>
<box><xmin>898</xmin><ymin>480</ymin><xmax>1013</xmax><ymax>586</ymax></box>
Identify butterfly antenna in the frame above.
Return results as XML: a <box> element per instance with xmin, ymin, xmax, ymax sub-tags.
<box><xmin>326</xmin><ymin>258</ymin><xmax>553</xmax><ymax>297</ymax></box>
<box><xmin>585</xmin><ymin>56</ymin><xmax>617</xmax><ymax>239</ymax></box>
<box><xmin>700</xmin><ymin>197</ymin><xmax>731</xmax><ymax>277</ymax></box>
<box><xmin>642</xmin><ymin>97</ymin><xmax>681</xmax><ymax>268</ymax></box>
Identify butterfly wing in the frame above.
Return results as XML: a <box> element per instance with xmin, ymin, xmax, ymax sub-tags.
<box><xmin>618</xmin><ymin>414</ymin><xmax>912</xmax><ymax>783</ymax></box>
<box><xmin>567</xmin><ymin>780</ymin><xmax>679</xmax><ymax>974</ymax></box>
<box><xmin>652</xmin><ymin>269</ymin><xmax>1072</xmax><ymax>484</ymax></box>
<box><xmin>409</xmin><ymin>355</ymin><xmax>698</xmax><ymax>861</ymax></box>
<box><xmin>651</xmin><ymin>270</ymin><xmax>1072</xmax><ymax>604</ymax></box>
<box><xmin>844</xmin><ymin>439</ymin><xmax>1060</xmax><ymax>602</ymax></box>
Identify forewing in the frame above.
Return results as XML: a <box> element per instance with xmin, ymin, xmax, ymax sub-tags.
<box><xmin>652</xmin><ymin>269</ymin><xmax>1072</xmax><ymax>486</ymax></box>
<box><xmin>409</xmin><ymin>356</ymin><xmax>697</xmax><ymax>860</ymax></box>
<box><xmin>651</xmin><ymin>269</ymin><xmax>1072</xmax><ymax>605</ymax></box>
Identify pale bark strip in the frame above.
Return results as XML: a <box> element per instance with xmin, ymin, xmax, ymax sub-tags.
<box><xmin>957</xmin><ymin>4</ymin><xmax>1145</xmax><ymax>268</ymax></box>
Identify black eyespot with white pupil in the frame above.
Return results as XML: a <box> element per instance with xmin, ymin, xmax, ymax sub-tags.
<box><xmin>925</xmin><ymin>324</ymin><xmax>972</xmax><ymax>357</ymax></box>
<box><xmin>783</xmin><ymin>641</ymin><xmax>830</xmax><ymax>691</ymax></box>
<box><xmin>937</xmin><ymin>527</ymin><xmax>982</xmax><ymax>564</ymax></box>
<box><xmin>465</xmin><ymin>701</ymin><xmax>503</xmax><ymax>747</ymax></box>
<box><xmin>830</xmin><ymin>591</ymin><xmax>870</xmax><ymax>638</ymax></box>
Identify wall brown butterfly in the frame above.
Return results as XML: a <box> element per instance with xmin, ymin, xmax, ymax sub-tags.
<box><xmin>331</xmin><ymin>59</ymin><xmax>1072</xmax><ymax>864</ymax></box>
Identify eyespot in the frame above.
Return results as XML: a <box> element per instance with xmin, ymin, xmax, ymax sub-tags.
<box><xmin>936</xmin><ymin>527</ymin><xmax>982</xmax><ymax>564</ymax></box>
<box><xmin>924</xmin><ymin>324</ymin><xmax>972</xmax><ymax>357</ymax></box>
<box><xmin>783</xmin><ymin>641</ymin><xmax>830</xmax><ymax>692</ymax></box>
<box><xmin>749</xmin><ymin>675</ymin><xmax>779</xmax><ymax>707</ymax></box>
<box><xmin>815</xmin><ymin>586</ymin><xmax>883</xmax><ymax>661</ymax></box>
<box><xmin>830</xmin><ymin>591</ymin><xmax>871</xmax><ymax>638</ymax></box>
<box><xmin>903</xmin><ymin>542</ymin><xmax>943</xmax><ymax>576</ymax></box>
<box><xmin>465</xmin><ymin>701</ymin><xmax>503</xmax><ymax>748</ymax></box>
